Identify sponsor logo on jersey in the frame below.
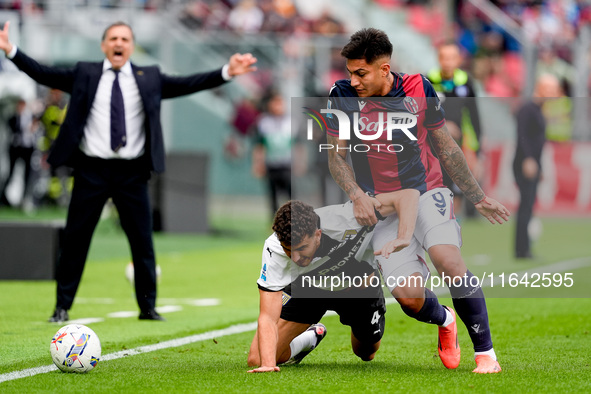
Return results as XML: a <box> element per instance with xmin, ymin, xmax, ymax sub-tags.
<box><xmin>358</xmin><ymin>100</ymin><xmax>367</xmax><ymax>110</ymax></box>
<box><xmin>260</xmin><ymin>263</ymin><xmax>267</xmax><ymax>281</ymax></box>
<box><xmin>313</xmin><ymin>108</ymin><xmax>418</xmax><ymax>142</ymax></box>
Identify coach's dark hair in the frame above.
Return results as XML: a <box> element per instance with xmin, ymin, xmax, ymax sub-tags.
<box><xmin>273</xmin><ymin>201</ymin><xmax>320</xmax><ymax>246</ymax></box>
<box><xmin>102</xmin><ymin>21</ymin><xmax>135</xmax><ymax>42</ymax></box>
<box><xmin>341</xmin><ymin>28</ymin><xmax>393</xmax><ymax>64</ymax></box>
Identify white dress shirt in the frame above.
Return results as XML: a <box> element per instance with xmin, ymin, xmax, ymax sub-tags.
<box><xmin>81</xmin><ymin>60</ymin><xmax>145</xmax><ymax>159</ymax></box>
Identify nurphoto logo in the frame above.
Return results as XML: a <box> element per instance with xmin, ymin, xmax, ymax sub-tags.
<box><xmin>303</xmin><ymin>106</ymin><xmax>418</xmax><ymax>153</ymax></box>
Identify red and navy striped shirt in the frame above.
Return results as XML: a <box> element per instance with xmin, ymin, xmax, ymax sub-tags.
<box><xmin>326</xmin><ymin>72</ymin><xmax>446</xmax><ymax>194</ymax></box>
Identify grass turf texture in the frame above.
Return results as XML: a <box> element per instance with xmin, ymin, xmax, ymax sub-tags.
<box><xmin>0</xmin><ymin>208</ymin><xmax>590</xmax><ymax>392</ymax></box>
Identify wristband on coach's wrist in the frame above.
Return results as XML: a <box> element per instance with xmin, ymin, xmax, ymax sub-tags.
<box><xmin>475</xmin><ymin>196</ymin><xmax>487</xmax><ymax>205</ymax></box>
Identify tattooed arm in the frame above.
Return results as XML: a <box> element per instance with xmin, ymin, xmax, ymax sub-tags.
<box><xmin>326</xmin><ymin>134</ymin><xmax>380</xmax><ymax>226</ymax></box>
<box><xmin>429</xmin><ymin>125</ymin><xmax>510</xmax><ymax>224</ymax></box>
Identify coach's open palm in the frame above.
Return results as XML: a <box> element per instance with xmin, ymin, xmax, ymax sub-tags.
<box><xmin>228</xmin><ymin>53</ymin><xmax>257</xmax><ymax>77</ymax></box>
<box><xmin>0</xmin><ymin>21</ymin><xmax>13</xmax><ymax>54</ymax></box>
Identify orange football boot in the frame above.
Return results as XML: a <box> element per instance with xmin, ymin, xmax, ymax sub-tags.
<box><xmin>438</xmin><ymin>306</ymin><xmax>461</xmax><ymax>369</ymax></box>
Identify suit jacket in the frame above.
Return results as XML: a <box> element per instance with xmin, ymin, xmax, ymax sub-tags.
<box><xmin>10</xmin><ymin>49</ymin><xmax>228</xmax><ymax>173</ymax></box>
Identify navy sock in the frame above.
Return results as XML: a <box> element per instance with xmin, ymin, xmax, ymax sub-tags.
<box><xmin>449</xmin><ymin>270</ymin><xmax>493</xmax><ymax>352</ymax></box>
<box><xmin>402</xmin><ymin>288</ymin><xmax>447</xmax><ymax>326</ymax></box>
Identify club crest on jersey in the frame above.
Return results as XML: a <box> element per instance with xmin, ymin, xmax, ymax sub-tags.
<box><xmin>341</xmin><ymin>229</ymin><xmax>358</xmax><ymax>241</ymax></box>
<box><xmin>403</xmin><ymin>97</ymin><xmax>419</xmax><ymax>114</ymax></box>
<box><xmin>281</xmin><ymin>291</ymin><xmax>291</xmax><ymax>306</ymax></box>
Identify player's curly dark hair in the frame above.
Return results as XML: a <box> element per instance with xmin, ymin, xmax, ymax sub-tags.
<box><xmin>341</xmin><ymin>28</ymin><xmax>393</xmax><ymax>64</ymax></box>
<box><xmin>272</xmin><ymin>200</ymin><xmax>320</xmax><ymax>247</ymax></box>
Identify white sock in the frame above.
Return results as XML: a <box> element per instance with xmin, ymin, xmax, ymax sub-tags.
<box><xmin>475</xmin><ymin>348</ymin><xmax>497</xmax><ymax>361</ymax></box>
<box><xmin>288</xmin><ymin>328</ymin><xmax>318</xmax><ymax>359</ymax></box>
<box><xmin>440</xmin><ymin>308</ymin><xmax>454</xmax><ymax>328</ymax></box>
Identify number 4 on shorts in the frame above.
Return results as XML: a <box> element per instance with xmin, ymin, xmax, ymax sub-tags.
<box><xmin>371</xmin><ymin>310</ymin><xmax>381</xmax><ymax>325</ymax></box>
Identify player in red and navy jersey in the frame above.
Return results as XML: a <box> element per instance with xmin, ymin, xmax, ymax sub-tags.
<box><xmin>325</xmin><ymin>28</ymin><xmax>510</xmax><ymax>373</ymax></box>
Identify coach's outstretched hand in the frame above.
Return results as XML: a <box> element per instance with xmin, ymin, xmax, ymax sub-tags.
<box><xmin>0</xmin><ymin>21</ymin><xmax>13</xmax><ymax>54</ymax></box>
<box><xmin>247</xmin><ymin>366</ymin><xmax>280</xmax><ymax>373</ymax></box>
<box><xmin>475</xmin><ymin>196</ymin><xmax>510</xmax><ymax>224</ymax></box>
<box><xmin>228</xmin><ymin>53</ymin><xmax>257</xmax><ymax>77</ymax></box>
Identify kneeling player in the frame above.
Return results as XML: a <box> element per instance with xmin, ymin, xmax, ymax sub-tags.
<box><xmin>247</xmin><ymin>192</ymin><xmax>418</xmax><ymax>373</ymax></box>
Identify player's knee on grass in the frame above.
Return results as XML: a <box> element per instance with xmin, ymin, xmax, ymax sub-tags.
<box><xmin>351</xmin><ymin>312</ymin><xmax>385</xmax><ymax>361</ymax></box>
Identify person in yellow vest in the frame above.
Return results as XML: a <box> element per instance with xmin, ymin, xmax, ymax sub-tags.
<box><xmin>40</xmin><ymin>88</ymin><xmax>71</xmax><ymax>206</ymax></box>
<box><xmin>428</xmin><ymin>41</ymin><xmax>482</xmax><ymax>219</ymax></box>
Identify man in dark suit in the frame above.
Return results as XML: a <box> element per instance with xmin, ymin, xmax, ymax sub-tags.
<box><xmin>513</xmin><ymin>74</ymin><xmax>560</xmax><ymax>259</ymax></box>
<box><xmin>0</xmin><ymin>21</ymin><xmax>257</xmax><ymax>322</ymax></box>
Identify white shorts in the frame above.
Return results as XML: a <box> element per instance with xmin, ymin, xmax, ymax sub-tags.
<box><xmin>372</xmin><ymin>187</ymin><xmax>462</xmax><ymax>292</ymax></box>
<box><xmin>372</xmin><ymin>216</ymin><xmax>430</xmax><ymax>293</ymax></box>
<box><xmin>415</xmin><ymin>188</ymin><xmax>462</xmax><ymax>250</ymax></box>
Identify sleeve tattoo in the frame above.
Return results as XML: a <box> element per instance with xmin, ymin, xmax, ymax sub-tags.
<box><xmin>429</xmin><ymin>126</ymin><xmax>486</xmax><ymax>204</ymax></box>
<box><xmin>326</xmin><ymin>134</ymin><xmax>360</xmax><ymax>199</ymax></box>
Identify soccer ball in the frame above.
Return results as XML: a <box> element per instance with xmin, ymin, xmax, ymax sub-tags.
<box><xmin>125</xmin><ymin>262</ymin><xmax>162</xmax><ymax>285</ymax></box>
<box><xmin>528</xmin><ymin>216</ymin><xmax>543</xmax><ymax>242</ymax></box>
<box><xmin>50</xmin><ymin>324</ymin><xmax>101</xmax><ymax>373</ymax></box>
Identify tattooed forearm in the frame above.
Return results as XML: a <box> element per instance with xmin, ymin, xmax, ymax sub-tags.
<box><xmin>429</xmin><ymin>126</ymin><xmax>485</xmax><ymax>204</ymax></box>
<box><xmin>326</xmin><ymin>134</ymin><xmax>362</xmax><ymax>200</ymax></box>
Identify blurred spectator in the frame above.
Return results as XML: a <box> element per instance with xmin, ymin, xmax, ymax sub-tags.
<box><xmin>224</xmin><ymin>97</ymin><xmax>261</xmax><ymax>161</ymax></box>
<box><xmin>39</xmin><ymin>88</ymin><xmax>71</xmax><ymax>206</ymax></box>
<box><xmin>542</xmin><ymin>88</ymin><xmax>572</xmax><ymax>142</ymax></box>
<box><xmin>449</xmin><ymin>0</ymin><xmax>584</xmax><ymax>97</ymax></box>
<box><xmin>535</xmin><ymin>46</ymin><xmax>575</xmax><ymax>96</ymax></box>
<box><xmin>0</xmin><ymin>98</ymin><xmax>39</xmax><ymax>208</ymax></box>
<box><xmin>512</xmin><ymin>74</ymin><xmax>561</xmax><ymax>259</ymax></box>
<box><xmin>227</xmin><ymin>0</ymin><xmax>264</xmax><ymax>33</ymax></box>
<box><xmin>428</xmin><ymin>40</ymin><xmax>482</xmax><ymax>218</ymax></box>
<box><xmin>251</xmin><ymin>91</ymin><xmax>302</xmax><ymax>217</ymax></box>
<box><xmin>179</xmin><ymin>0</ymin><xmax>212</xmax><ymax>30</ymax></box>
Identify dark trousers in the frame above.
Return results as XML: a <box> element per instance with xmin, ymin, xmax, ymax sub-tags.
<box><xmin>0</xmin><ymin>145</ymin><xmax>34</xmax><ymax>204</ymax></box>
<box><xmin>56</xmin><ymin>155</ymin><xmax>156</xmax><ymax>312</ymax></box>
<box><xmin>267</xmin><ymin>166</ymin><xmax>291</xmax><ymax>216</ymax></box>
<box><xmin>514</xmin><ymin>171</ymin><xmax>540</xmax><ymax>257</ymax></box>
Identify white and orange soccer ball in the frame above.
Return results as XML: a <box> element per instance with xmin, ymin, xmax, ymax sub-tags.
<box><xmin>50</xmin><ymin>324</ymin><xmax>101</xmax><ymax>373</ymax></box>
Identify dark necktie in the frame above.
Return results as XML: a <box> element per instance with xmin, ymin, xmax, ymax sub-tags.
<box><xmin>110</xmin><ymin>69</ymin><xmax>127</xmax><ymax>152</ymax></box>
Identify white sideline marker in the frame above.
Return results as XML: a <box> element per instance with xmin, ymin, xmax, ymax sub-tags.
<box><xmin>0</xmin><ymin>322</ymin><xmax>257</xmax><ymax>384</ymax></box>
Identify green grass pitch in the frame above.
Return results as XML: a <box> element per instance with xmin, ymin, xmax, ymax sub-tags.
<box><xmin>0</xmin><ymin>208</ymin><xmax>590</xmax><ymax>392</ymax></box>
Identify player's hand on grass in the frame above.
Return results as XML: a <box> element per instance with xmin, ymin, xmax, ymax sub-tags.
<box><xmin>375</xmin><ymin>238</ymin><xmax>410</xmax><ymax>258</ymax></box>
<box><xmin>0</xmin><ymin>21</ymin><xmax>13</xmax><ymax>54</ymax></box>
<box><xmin>353</xmin><ymin>193</ymin><xmax>380</xmax><ymax>226</ymax></box>
<box><xmin>475</xmin><ymin>196</ymin><xmax>510</xmax><ymax>225</ymax></box>
<box><xmin>247</xmin><ymin>366</ymin><xmax>280</xmax><ymax>373</ymax></box>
